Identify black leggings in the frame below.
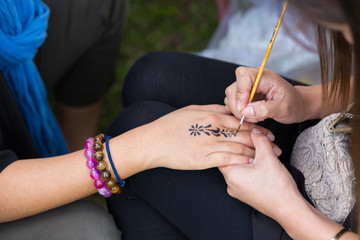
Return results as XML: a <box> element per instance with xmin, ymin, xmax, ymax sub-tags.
<box><xmin>106</xmin><ymin>52</ymin><xmax>313</xmax><ymax>240</ymax></box>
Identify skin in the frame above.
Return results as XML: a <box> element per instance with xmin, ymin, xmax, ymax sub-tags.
<box><xmin>2</xmin><ymin>17</ymin><xmax>355</xmax><ymax>239</ymax></box>
<box><xmin>224</xmin><ymin>23</ymin><xmax>354</xmax><ymax>124</ymax></box>
<box><xmin>221</xmin><ymin>23</ymin><xmax>358</xmax><ymax>239</ymax></box>
<box><xmin>0</xmin><ymin>104</ymin><xmax>280</xmax><ymax>223</ymax></box>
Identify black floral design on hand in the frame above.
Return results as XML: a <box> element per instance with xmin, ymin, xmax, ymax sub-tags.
<box><xmin>189</xmin><ymin>124</ymin><xmax>237</xmax><ymax>137</ymax></box>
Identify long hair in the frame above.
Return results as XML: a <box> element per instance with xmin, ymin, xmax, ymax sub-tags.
<box><xmin>339</xmin><ymin>0</ymin><xmax>360</xmax><ymax>232</ymax></box>
<box><xmin>289</xmin><ymin>0</ymin><xmax>360</xmax><ymax>231</ymax></box>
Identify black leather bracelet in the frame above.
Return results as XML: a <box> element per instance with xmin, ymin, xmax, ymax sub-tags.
<box><xmin>330</xmin><ymin>227</ymin><xmax>350</xmax><ymax>240</ymax></box>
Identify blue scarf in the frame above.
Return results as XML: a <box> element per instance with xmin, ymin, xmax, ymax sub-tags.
<box><xmin>0</xmin><ymin>0</ymin><xmax>68</xmax><ymax>157</ymax></box>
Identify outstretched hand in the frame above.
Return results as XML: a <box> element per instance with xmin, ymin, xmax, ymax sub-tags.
<box><xmin>131</xmin><ymin>104</ymin><xmax>281</xmax><ymax>172</ymax></box>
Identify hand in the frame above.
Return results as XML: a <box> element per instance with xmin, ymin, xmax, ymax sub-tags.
<box><xmin>135</xmin><ymin>104</ymin><xmax>281</xmax><ymax>171</ymax></box>
<box><xmin>224</xmin><ymin>67</ymin><xmax>305</xmax><ymax>124</ymax></box>
<box><xmin>219</xmin><ymin>128</ymin><xmax>299</xmax><ymax>219</ymax></box>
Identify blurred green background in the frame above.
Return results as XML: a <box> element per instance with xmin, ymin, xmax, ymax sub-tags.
<box><xmin>99</xmin><ymin>0</ymin><xmax>218</xmax><ymax>132</ymax></box>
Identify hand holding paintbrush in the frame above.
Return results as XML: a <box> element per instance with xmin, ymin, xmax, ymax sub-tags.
<box><xmin>237</xmin><ymin>0</ymin><xmax>288</xmax><ymax>130</ymax></box>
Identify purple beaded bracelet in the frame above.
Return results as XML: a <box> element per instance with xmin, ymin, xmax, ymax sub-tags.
<box><xmin>85</xmin><ymin>136</ymin><xmax>119</xmax><ymax>197</ymax></box>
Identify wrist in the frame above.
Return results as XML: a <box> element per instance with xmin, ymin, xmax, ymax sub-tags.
<box><xmin>104</xmin><ymin>126</ymin><xmax>153</xmax><ymax>180</ymax></box>
<box><xmin>294</xmin><ymin>85</ymin><xmax>322</xmax><ymax>121</ymax></box>
<box><xmin>274</xmin><ymin>191</ymin><xmax>346</xmax><ymax>240</ymax></box>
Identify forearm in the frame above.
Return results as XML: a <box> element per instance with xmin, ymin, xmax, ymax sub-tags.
<box><xmin>295</xmin><ymin>77</ymin><xmax>355</xmax><ymax>121</ymax></box>
<box><xmin>295</xmin><ymin>84</ymin><xmax>323</xmax><ymax>120</ymax></box>
<box><xmin>274</xmin><ymin>192</ymin><xmax>357</xmax><ymax>240</ymax></box>
<box><xmin>0</xmin><ymin>150</ymin><xmax>94</xmax><ymax>222</ymax></box>
<box><xmin>0</xmin><ymin>128</ymin><xmax>149</xmax><ymax>223</ymax></box>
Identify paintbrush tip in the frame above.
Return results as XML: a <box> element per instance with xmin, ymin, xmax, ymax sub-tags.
<box><xmin>237</xmin><ymin>116</ymin><xmax>245</xmax><ymax>131</ymax></box>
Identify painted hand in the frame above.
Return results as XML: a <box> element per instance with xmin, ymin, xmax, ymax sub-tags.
<box><xmin>138</xmin><ymin>104</ymin><xmax>280</xmax><ymax>171</ymax></box>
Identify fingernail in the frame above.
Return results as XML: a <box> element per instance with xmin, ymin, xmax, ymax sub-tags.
<box><xmin>273</xmin><ymin>146</ymin><xmax>282</xmax><ymax>156</ymax></box>
<box><xmin>242</xmin><ymin>106</ymin><xmax>254</xmax><ymax>117</ymax></box>
<box><xmin>267</xmin><ymin>133</ymin><xmax>275</xmax><ymax>141</ymax></box>
<box><xmin>252</xmin><ymin>128</ymin><xmax>262</xmax><ymax>134</ymax></box>
<box><xmin>236</xmin><ymin>100</ymin><xmax>242</xmax><ymax>112</ymax></box>
<box><xmin>249</xmin><ymin>158</ymin><xmax>254</xmax><ymax>164</ymax></box>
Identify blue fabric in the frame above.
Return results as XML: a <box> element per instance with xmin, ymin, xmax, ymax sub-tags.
<box><xmin>0</xmin><ymin>0</ymin><xmax>68</xmax><ymax>157</ymax></box>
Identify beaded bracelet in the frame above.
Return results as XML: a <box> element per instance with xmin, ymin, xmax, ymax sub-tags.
<box><xmin>84</xmin><ymin>134</ymin><xmax>123</xmax><ymax>198</ymax></box>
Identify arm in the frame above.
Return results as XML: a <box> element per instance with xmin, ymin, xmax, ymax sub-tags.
<box><xmin>219</xmin><ymin>129</ymin><xmax>358</xmax><ymax>240</ymax></box>
<box><xmin>0</xmin><ymin>129</ymin><xmax>144</xmax><ymax>222</ymax></box>
<box><xmin>295</xmin><ymin>84</ymin><xmax>324</xmax><ymax>120</ymax></box>
<box><xmin>295</xmin><ymin>75</ymin><xmax>355</xmax><ymax>120</ymax></box>
<box><xmin>275</xmin><ymin>194</ymin><xmax>357</xmax><ymax>240</ymax></box>
<box><xmin>225</xmin><ymin>67</ymin><xmax>354</xmax><ymax>123</ymax></box>
<box><xmin>0</xmin><ymin>104</ymin><xmax>277</xmax><ymax>222</ymax></box>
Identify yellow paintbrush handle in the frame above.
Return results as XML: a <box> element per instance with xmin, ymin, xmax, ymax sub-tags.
<box><xmin>237</xmin><ymin>0</ymin><xmax>288</xmax><ymax>131</ymax></box>
<box><xmin>248</xmin><ymin>0</ymin><xmax>288</xmax><ymax>102</ymax></box>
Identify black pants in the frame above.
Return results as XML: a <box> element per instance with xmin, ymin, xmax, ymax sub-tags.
<box><xmin>106</xmin><ymin>52</ymin><xmax>314</xmax><ymax>239</ymax></box>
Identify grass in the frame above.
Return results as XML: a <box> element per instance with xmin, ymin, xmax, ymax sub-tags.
<box><xmin>99</xmin><ymin>0</ymin><xmax>218</xmax><ymax>132</ymax></box>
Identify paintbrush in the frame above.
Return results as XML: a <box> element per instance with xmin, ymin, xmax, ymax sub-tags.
<box><xmin>237</xmin><ymin>0</ymin><xmax>288</xmax><ymax>131</ymax></box>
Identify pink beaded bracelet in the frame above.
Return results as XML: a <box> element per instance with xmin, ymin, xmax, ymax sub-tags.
<box><xmin>84</xmin><ymin>134</ymin><xmax>122</xmax><ymax>198</ymax></box>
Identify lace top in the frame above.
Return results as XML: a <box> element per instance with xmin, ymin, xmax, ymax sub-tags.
<box><xmin>290</xmin><ymin>113</ymin><xmax>356</xmax><ymax>223</ymax></box>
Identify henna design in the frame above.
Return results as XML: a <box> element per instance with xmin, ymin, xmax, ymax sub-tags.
<box><xmin>189</xmin><ymin>124</ymin><xmax>237</xmax><ymax>137</ymax></box>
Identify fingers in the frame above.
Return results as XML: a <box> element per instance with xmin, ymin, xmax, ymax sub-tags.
<box><xmin>226</xmin><ymin>67</ymin><xmax>290</xmax><ymax>122</ymax></box>
<box><xmin>239</xmin><ymin>123</ymin><xmax>275</xmax><ymax>141</ymax></box>
<box><xmin>219</xmin><ymin>114</ymin><xmax>275</xmax><ymax>141</ymax></box>
<box><xmin>224</xmin><ymin>67</ymin><xmax>258</xmax><ymax>118</ymax></box>
<box><xmin>202</xmin><ymin>130</ymin><xmax>282</xmax><ymax>169</ymax></box>
<box><xmin>244</xmin><ymin>118</ymin><xmax>263</xmax><ymax>123</ymax></box>
<box><xmin>212</xmin><ymin>129</ymin><xmax>281</xmax><ymax>168</ymax></box>
<box><xmin>207</xmin><ymin>152</ymin><xmax>253</xmax><ymax>167</ymax></box>
<box><xmin>215</xmin><ymin>140</ymin><xmax>280</xmax><ymax>156</ymax></box>
<box><xmin>224</xmin><ymin>67</ymin><xmax>275</xmax><ymax>119</ymax></box>
<box><xmin>215</xmin><ymin>142</ymin><xmax>255</xmax><ymax>158</ymax></box>
<box><xmin>241</xmin><ymin>100</ymin><xmax>282</xmax><ymax>121</ymax></box>
<box><xmin>224</xmin><ymin>82</ymin><xmax>241</xmax><ymax>118</ymax></box>
<box><xmin>186</xmin><ymin>104</ymin><xmax>232</xmax><ymax>115</ymax></box>
<box><xmin>235</xmin><ymin>67</ymin><xmax>258</xmax><ymax>110</ymax></box>
<box><xmin>218</xmin><ymin>165</ymin><xmax>243</xmax><ymax>180</ymax></box>
<box><xmin>251</xmin><ymin>128</ymin><xmax>278</xmax><ymax>160</ymax></box>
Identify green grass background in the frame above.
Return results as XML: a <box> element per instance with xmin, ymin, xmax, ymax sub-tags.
<box><xmin>99</xmin><ymin>0</ymin><xmax>218</xmax><ymax>132</ymax></box>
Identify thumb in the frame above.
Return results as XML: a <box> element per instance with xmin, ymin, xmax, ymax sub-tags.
<box><xmin>241</xmin><ymin>100</ymin><xmax>281</xmax><ymax>120</ymax></box>
<box><xmin>251</xmin><ymin>128</ymin><xmax>278</xmax><ymax>160</ymax></box>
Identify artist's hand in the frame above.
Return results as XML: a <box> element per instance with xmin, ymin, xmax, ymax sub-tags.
<box><xmin>219</xmin><ymin>128</ymin><xmax>299</xmax><ymax>219</ymax></box>
<box><xmin>219</xmin><ymin>129</ymin><xmax>358</xmax><ymax>240</ymax></box>
<box><xmin>135</xmin><ymin>104</ymin><xmax>281</xmax><ymax>171</ymax></box>
<box><xmin>224</xmin><ymin>67</ymin><xmax>305</xmax><ymax>124</ymax></box>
